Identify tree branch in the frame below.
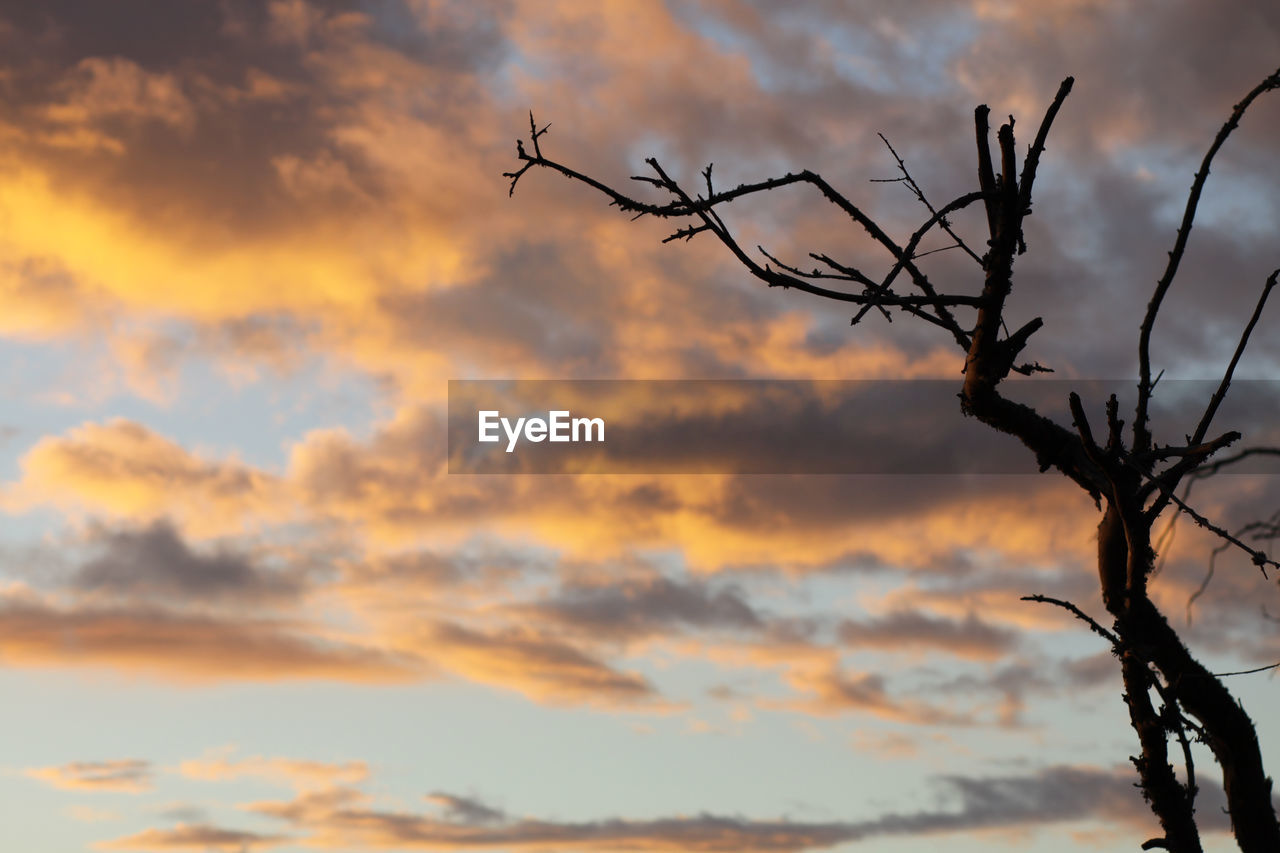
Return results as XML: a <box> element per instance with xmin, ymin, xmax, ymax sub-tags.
<box><xmin>1134</xmin><ymin>67</ymin><xmax>1280</xmax><ymax>453</ymax></box>
<box><xmin>1189</xmin><ymin>269</ymin><xmax>1279</xmax><ymax>448</ymax></box>
<box><xmin>1021</xmin><ymin>593</ymin><xmax>1121</xmax><ymax>647</ymax></box>
<box><xmin>875</xmin><ymin>133</ymin><xmax>985</xmax><ymax>266</ymax></box>
<box><xmin>1125</xmin><ymin>454</ymin><xmax>1280</xmax><ymax>575</ymax></box>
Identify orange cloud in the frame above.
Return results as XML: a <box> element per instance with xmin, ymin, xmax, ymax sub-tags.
<box><xmin>95</xmin><ymin>823</ymin><xmax>287</xmax><ymax>852</ymax></box>
<box><xmin>781</xmin><ymin>665</ymin><xmax>971</xmax><ymax>725</ymax></box>
<box><xmin>0</xmin><ymin>596</ymin><xmax>419</xmax><ymax>683</ymax></box>
<box><xmin>179</xmin><ymin>748</ymin><xmax>369</xmax><ymax>792</ymax></box>
<box><xmin>414</xmin><ymin>621</ymin><xmax>666</xmax><ymax>709</ymax></box>
<box><xmin>25</xmin><ymin>759</ymin><xmax>152</xmax><ymax>794</ymax></box>
<box><xmin>43</xmin><ymin>57</ymin><xmax>195</xmax><ymax>134</ymax></box>
<box><xmin>5</xmin><ymin>419</ymin><xmax>286</xmax><ymax>537</ymax></box>
<box><xmin>3</xmin><ymin>405</ymin><xmax>1102</xmax><ymax>576</ymax></box>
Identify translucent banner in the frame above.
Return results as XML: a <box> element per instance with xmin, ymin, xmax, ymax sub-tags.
<box><xmin>447</xmin><ymin>379</ymin><xmax>1280</xmax><ymax>475</ymax></box>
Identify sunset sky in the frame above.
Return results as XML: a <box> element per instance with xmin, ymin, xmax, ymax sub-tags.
<box><xmin>1</xmin><ymin>2</ymin><xmax>1279</xmax><ymax>851</ymax></box>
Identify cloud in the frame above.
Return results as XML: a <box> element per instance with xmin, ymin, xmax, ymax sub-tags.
<box><xmin>782</xmin><ymin>666</ymin><xmax>971</xmax><ymax>726</ymax></box>
<box><xmin>339</xmin><ymin>546</ymin><xmax>547</xmax><ymax>597</ymax></box>
<box><xmin>43</xmin><ymin>57</ymin><xmax>196</xmax><ymax>135</ymax></box>
<box><xmin>0</xmin><ymin>595</ymin><xmax>418</xmax><ymax>683</ymax></box>
<box><xmin>425</xmin><ymin>793</ymin><xmax>508</xmax><ymax>826</ymax></box>
<box><xmin>179</xmin><ymin>749</ymin><xmax>369</xmax><ymax>792</ymax></box>
<box><xmin>0</xmin><ymin>400</ymin><xmax>1099</xmax><ymax>580</ymax></box>
<box><xmin>0</xmin><ymin>0</ymin><xmax>1275</xmax><ymax>396</ymax></box>
<box><xmin>74</xmin><ymin>521</ymin><xmax>303</xmax><ymax>605</ymax></box>
<box><xmin>95</xmin><ymin>822</ymin><xmax>287</xmax><ymax>851</ymax></box>
<box><xmin>418</xmin><ymin>621</ymin><xmax>662</xmax><ymax>708</ymax></box>
<box><xmin>282</xmin><ymin>401</ymin><xmax>1099</xmax><ymax>569</ymax></box>
<box><xmin>836</xmin><ymin>611</ymin><xmax>1018</xmax><ymax>660</ymax></box>
<box><xmin>518</xmin><ymin>576</ymin><xmax>764</xmax><ymax>641</ymax></box>
<box><xmin>25</xmin><ymin>759</ymin><xmax>153</xmax><ymax>793</ymax></box>
<box><xmin>5</xmin><ymin>419</ymin><xmax>286</xmax><ymax>537</ymax></box>
<box><xmin>237</xmin><ymin>764</ymin><xmax>1217</xmax><ymax>850</ymax></box>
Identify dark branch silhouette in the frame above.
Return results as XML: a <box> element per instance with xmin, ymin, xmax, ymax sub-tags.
<box><xmin>507</xmin><ymin>67</ymin><xmax>1280</xmax><ymax>852</ymax></box>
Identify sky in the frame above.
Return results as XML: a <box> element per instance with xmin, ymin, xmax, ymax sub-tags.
<box><xmin>1</xmin><ymin>1</ymin><xmax>1279</xmax><ymax>851</ymax></box>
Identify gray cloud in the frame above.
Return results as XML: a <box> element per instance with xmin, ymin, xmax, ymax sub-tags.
<box><xmin>246</xmin><ymin>765</ymin><xmax>1228</xmax><ymax>850</ymax></box>
<box><xmin>426</xmin><ymin>792</ymin><xmax>507</xmax><ymax>826</ymax></box>
<box><xmin>521</xmin><ymin>576</ymin><xmax>763</xmax><ymax>640</ymax></box>
<box><xmin>837</xmin><ymin>611</ymin><xmax>1017</xmax><ymax>659</ymax></box>
<box><xmin>74</xmin><ymin>521</ymin><xmax>302</xmax><ymax>605</ymax></box>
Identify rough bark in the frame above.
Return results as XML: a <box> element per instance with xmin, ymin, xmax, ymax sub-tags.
<box><xmin>1096</xmin><ymin>488</ymin><xmax>1279</xmax><ymax>852</ymax></box>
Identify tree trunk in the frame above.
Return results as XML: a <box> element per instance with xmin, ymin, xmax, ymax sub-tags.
<box><xmin>1097</xmin><ymin>501</ymin><xmax>1280</xmax><ymax>852</ymax></box>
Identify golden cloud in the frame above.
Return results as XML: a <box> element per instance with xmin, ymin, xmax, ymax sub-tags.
<box><xmin>25</xmin><ymin>759</ymin><xmax>152</xmax><ymax>794</ymax></box>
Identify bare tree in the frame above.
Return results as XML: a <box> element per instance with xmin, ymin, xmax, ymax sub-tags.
<box><xmin>506</xmin><ymin>69</ymin><xmax>1280</xmax><ymax>852</ymax></box>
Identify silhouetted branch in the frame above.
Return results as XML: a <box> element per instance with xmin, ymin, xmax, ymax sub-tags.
<box><xmin>1154</xmin><ymin>446</ymin><xmax>1280</xmax><ymax>577</ymax></box>
<box><xmin>1020</xmin><ymin>594</ymin><xmax>1120</xmax><ymax>647</ymax></box>
<box><xmin>1125</xmin><ymin>454</ymin><xmax>1280</xmax><ymax>576</ymax></box>
<box><xmin>1189</xmin><ymin>446</ymin><xmax>1280</xmax><ymax>480</ymax></box>
<box><xmin>1016</xmin><ymin>76</ymin><xmax>1075</xmax><ymax>249</ymax></box>
<box><xmin>1187</xmin><ymin>510</ymin><xmax>1280</xmax><ymax>624</ymax></box>
<box><xmin>506</xmin><ymin>115</ymin><xmax>994</xmax><ymax>349</ymax></box>
<box><xmin>1186</xmin><ymin>541</ymin><xmax>1228</xmax><ymax>625</ymax></box>
<box><xmin>1140</xmin><ymin>431</ymin><xmax>1241</xmax><ymax>513</ymax></box>
<box><xmin>1208</xmin><ymin>662</ymin><xmax>1280</xmax><ymax>677</ymax></box>
<box><xmin>874</xmin><ymin>133</ymin><xmax>984</xmax><ymax>266</ymax></box>
<box><xmin>1189</xmin><ymin>269</ymin><xmax>1279</xmax><ymax>448</ymax></box>
<box><xmin>1134</xmin><ymin>67</ymin><xmax>1280</xmax><ymax>453</ymax></box>
<box><xmin>1142</xmin><ymin>269</ymin><xmax>1278</xmax><ymax>516</ymax></box>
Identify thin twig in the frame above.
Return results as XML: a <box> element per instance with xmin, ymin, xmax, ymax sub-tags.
<box><xmin>1021</xmin><ymin>594</ymin><xmax>1121</xmax><ymax>647</ymax></box>
<box><xmin>1205</xmin><ymin>662</ymin><xmax>1280</xmax><ymax>678</ymax></box>
<box><xmin>1124</xmin><ymin>455</ymin><xmax>1280</xmax><ymax>576</ymax></box>
<box><xmin>876</xmin><ymin>133</ymin><xmax>984</xmax><ymax>265</ymax></box>
<box><xmin>1186</xmin><ymin>541</ymin><xmax>1227</xmax><ymax>625</ymax></box>
<box><xmin>1190</xmin><ymin>269</ymin><xmax>1279</xmax><ymax>448</ymax></box>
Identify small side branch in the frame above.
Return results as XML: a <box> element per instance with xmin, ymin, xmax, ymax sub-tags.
<box><xmin>1125</xmin><ymin>456</ymin><xmax>1280</xmax><ymax>576</ymax></box>
<box><xmin>1189</xmin><ymin>269</ymin><xmax>1279</xmax><ymax>447</ymax></box>
<box><xmin>1021</xmin><ymin>594</ymin><xmax>1121</xmax><ymax>648</ymax></box>
<box><xmin>1208</xmin><ymin>661</ymin><xmax>1280</xmax><ymax>678</ymax></box>
<box><xmin>1189</xmin><ymin>511</ymin><xmax>1280</xmax><ymax>623</ymax></box>
<box><xmin>875</xmin><ymin>133</ymin><xmax>984</xmax><ymax>266</ymax></box>
<box><xmin>1140</xmin><ymin>430</ymin><xmax>1241</xmax><ymax>515</ymax></box>
<box><xmin>1016</xmin><ymin>77</ymin><xmax>1075</xmax><ymax>241</ymax></box>
<box><xmin>505</xmin><ymin>114</ymin><xmax>985</xmax><ymax>350</ymax></box>
<box><xmin>1189</xmin><ymin>446</ymin><xmax>1280</xmax><ymax>480</ymax></box>
<box><xmin>1186</xmin><ymin>541</ymin><xmax>1227</xmax><ymax>625</ymax></box>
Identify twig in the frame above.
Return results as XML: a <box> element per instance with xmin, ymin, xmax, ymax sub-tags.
<box><xmin>1188</xmin><ymin>446</ymin><xmax>1280</xmax><ymax>480</ymax></box>
<box><xmin>1205</xmin><ymin>662</ymin><xmax>1280</xmax><ymax>678</ymax></box>
<box><xmin>505</xmin><ymin>112</ymin><xmax>982</xmax><ymax>351</ymax></box>
<box><xmin>875</xmin><ymin>133</ymin><xmax>984</xmax><ymax>266</ymax></box>
<box><xmin>1186</xmin><ymin>541</ymin><xmax>1227</xmax><ymax>625</ymax></box>
<box><xmin>1021</xmin><ymin>594</ymin><xmax>1121</xmax><ymax>648</ymax></box>
<box><xmin>1124</xmin><ymin>456</ymin><xmax>1280</xmax><ymax>576</ymax></box>
<box><xmin>1016</xmin><ymin>77</ymin><xmax>1075</xmax><ymax>251</ymax></box>
<box><xmin>1190</xmin><ymin>269</ymin><xmax>1279</xmax><ymax>448</ymax></box>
